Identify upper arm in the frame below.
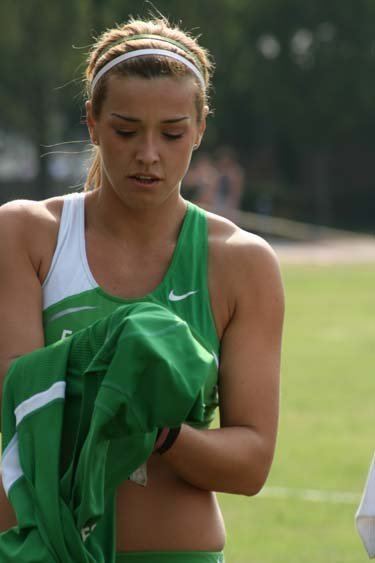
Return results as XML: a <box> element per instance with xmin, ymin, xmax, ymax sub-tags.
<box><xmin>218</xmin><ymin>236</ymin><xmax>284</xmax><ymax>455</ymax></box>
<box><xmin>0</xmin><ymin>202</ymin><xmax>45</xmax><ymax>384</ymax></box>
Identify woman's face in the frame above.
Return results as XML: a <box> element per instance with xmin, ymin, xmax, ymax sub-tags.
<box><xmin>86</xmin><ymin>74</ymin><xmax>206</xmax><ymax>209</ymax></box>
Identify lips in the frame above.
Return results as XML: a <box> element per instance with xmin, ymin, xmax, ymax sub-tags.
<box><xmin>128</xmin><ymin>174</ymin><xmax>162</xmax><ymax>187</ymax></box>
<box><xmin>129</xmin><ymin>174</ymin><xmax>161</xmax><ymax>183</ymax></box>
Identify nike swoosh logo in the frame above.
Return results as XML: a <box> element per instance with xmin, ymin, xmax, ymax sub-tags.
<box><xmin>48</xmin><ymin>306</ymin><xmax>98</xmax><ymax>323</ymax></box>
<box><xmin>168</xmin><ymin>290</ymin><xmax>198</xmax><ymax>302</ymax></box>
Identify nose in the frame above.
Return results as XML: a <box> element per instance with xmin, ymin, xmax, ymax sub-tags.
<box><xmin>135</xmin><ymin>133</ymin><xmax>160</xmax><ymax>165</ymax></box>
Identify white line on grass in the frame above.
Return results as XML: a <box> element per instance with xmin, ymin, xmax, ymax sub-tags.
<box><xmin>0</xmin><ymin>463</ymin><xmax>362</xmax><ymax>505</ymax></box>
<box><xmin>259</xmin><ymin>486</ymin><xmax>361</xmax><ymax>505</ymax></box>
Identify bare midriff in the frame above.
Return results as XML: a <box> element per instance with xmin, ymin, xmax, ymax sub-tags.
<box><xmin>115</xmin><ymin>454</ymin><xmax>226</xmax><ymax>552</ymax></box>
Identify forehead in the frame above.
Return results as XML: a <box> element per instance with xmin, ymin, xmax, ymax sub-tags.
<box><xmin>101</xmin><ymin>75</ymin><xmax>199</xmax><ymax>120</ymax></box>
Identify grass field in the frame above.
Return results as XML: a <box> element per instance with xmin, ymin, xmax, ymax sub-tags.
<box><xmin>219</xmin><ymin>263</ymin><xmax>375</xmax><ymax>563</ymax></box>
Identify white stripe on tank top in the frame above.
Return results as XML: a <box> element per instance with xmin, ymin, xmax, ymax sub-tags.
<box><xmin>42</xmin><ymin>193</ymin><xmax>98</xmax><ymax>311</ymax></box>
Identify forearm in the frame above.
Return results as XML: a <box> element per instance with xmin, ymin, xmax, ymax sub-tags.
<box><xmin>0</xmin><ymin>359</ymin><xmax>12</xmax><ymax>410</ymax></box>
<box><xmin>0</xmin><ymin>357</ymin><xmax>20</xmax><ymax>531</ymax></box>
<box><xmin>0</xmin><ymin>357</ymin><xmax>19</xmax><ymax>400</ymax></box>
<box><xmin>162</xmin><ymin>423</ymin><xmax>275</xmax><ymax>496</ymax></box>
<box><xmin>0</xmin><ymin>483</ymin><xmax>16</xmax><ymax>532</ymax></box>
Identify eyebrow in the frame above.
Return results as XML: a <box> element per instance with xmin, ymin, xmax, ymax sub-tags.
<box><xmin>110</xmin><ymin>112</ymin><xmax>190</xmax><ymax>124</ymax></box>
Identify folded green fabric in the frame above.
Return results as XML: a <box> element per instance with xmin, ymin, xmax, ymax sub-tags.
<box><xmin>1</xmin><ymin>302</ymin><xmax>216</xmax><ymax>562</ymax></box>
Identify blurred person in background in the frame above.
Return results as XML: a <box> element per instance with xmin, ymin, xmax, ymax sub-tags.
<box><xmin>182</xmin><ymin>152</ymin><xmax>219</xmax><ymax>210</ymax></box>
<box><xmin>0</xmin><ymin>14</ymin><xmax>284</xmax><ymax>563</ymax></box>
<box><xmin>212</xmin><ymin>146</ymin><xmax>244</xmax><ymax>221</ymax></box>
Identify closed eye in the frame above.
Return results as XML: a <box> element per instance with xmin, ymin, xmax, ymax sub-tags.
<box><xmin>163</xmin><ymin>133</ymin><xmax>184</xmax><ymax>140</ymax></box>
<box><xmin>116</xmin><ymin>130</ymin><xmax>136</xmax><ymax>137</ymax></box>
<box><xmin>115</xmin><ymin>131</ymin><xmax>182</xmax><ymax>140</ymax></box>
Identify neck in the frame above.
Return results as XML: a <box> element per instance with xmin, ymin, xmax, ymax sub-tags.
<box><xmin>85</xmin><ymin>187</ymin><xmax>188</xmax><ymax>247</ymax></box>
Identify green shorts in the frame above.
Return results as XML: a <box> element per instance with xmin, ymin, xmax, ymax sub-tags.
<box><xmin>116</xmin><ymin>551</ymin><xmax>224</xmax><ymax>562</ymax></box>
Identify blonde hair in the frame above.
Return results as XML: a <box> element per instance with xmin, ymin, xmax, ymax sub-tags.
<box><xmin>84</xmin><ymin>17</ymin><xmax>214</xmax><ymax>191</ymax></box>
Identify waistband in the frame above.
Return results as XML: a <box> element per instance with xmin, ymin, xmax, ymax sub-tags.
<box><xmin>116</xmin><ymin>551</ymin><xmax>224</xmax><ymax>562</ymax></box>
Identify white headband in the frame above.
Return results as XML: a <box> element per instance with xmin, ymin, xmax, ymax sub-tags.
<box><xmin>91</xmin><ymin>48</ymin><xmax>206</xmax><ymax>93</ymax></box>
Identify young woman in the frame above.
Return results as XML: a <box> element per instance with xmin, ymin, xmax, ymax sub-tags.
<box><xmin>0</xmin><ymin>16</ymin><xmax>284</xmax><ymax>563</ymax></box>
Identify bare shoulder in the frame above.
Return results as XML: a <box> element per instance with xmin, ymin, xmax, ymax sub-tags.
<box><xmin>0</xmin><ymin>196</ymin><xmax>65</xmax><ymax>274</ymax></box>
<box><xmin>0</xmin><ymin>196</ymin><xmax>64</xmax><ymax>230</ymax></box>
<box><xmin>207</xmin><ymin>211</ymin><xmax>283</xmax><ymax>293</ymax></box>
<box><xmin>206</xmin><ymin>211</ymin><xmax>284</xmax><ymax>339</ymax></box>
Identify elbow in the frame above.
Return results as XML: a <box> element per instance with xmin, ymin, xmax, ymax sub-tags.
<box><xmin>238</xmin><ymin>446</ymin><xmax>275</xmax><ymax>497</ymax></box>
<box><xmin>242</xmin><ymin>472</ymin><xmax>269</xmax><ymax>497</ymax></box>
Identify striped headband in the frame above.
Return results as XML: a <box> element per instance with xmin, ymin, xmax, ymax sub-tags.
<box><xmin>91</xmin><ymin>35</ymin><xmax>205</xmax><ymax>93</ymax></box>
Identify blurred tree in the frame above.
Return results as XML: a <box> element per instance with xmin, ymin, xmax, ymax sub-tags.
<box><xmin>1</xmin><ymin>0</ymin><xmax>375</xmax><ymax>227</ymax></box>
<box><xmin>0</xmin><ymin>0</ymin><xmax>90</xmax><ymax>197</ymax></box>
<box><xmin>233</xmin><ymin>0</ymin><xmax>375</xmax><ymax>225</ymax></box>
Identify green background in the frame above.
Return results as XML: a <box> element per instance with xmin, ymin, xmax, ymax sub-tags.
<box><xmin>219</xmin><ymin>264</ymin><xmax>374</xmax><ymax>562</ymax></box>
<box><xmin>1</xmin><ymin>1</ymin><xmax>375</xmax><ymax>229</ymax></box>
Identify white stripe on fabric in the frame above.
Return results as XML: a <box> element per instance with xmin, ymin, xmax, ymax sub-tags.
<box><xmin>212</xmin><ymin>351</ymin><xmax>219</xmax><ymax>368</ymax></box>
<box><xmin>2</xmin><ymin>434</ymin><xmax>22</xmax><ymax>496</ymax></box>
<box><xmin>15</xmin><ymin>381</ymin><xmax>66</xmax><ymax>427</ymax></box>
<box><xmin>48</xmin><ymin>306</ymin><xmax>97</xmax><ymax>323</ymax></box>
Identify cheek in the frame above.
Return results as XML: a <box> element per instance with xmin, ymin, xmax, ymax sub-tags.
<box><xmin>175</xmin><ymin>135</ymin><xmax>195</xmax><ymax>161</ymax></box>
<box><xmin>170</xmin><ymin>145</ymin><xmax>193</xmax><ymax>176</ymax></box>
<box><xmin>100</xmin><ymin>137</ymin><xmax>128</xmax><ymax>167</ymax></box>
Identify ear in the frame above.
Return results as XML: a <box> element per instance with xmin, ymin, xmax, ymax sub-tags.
<box><xmin>194</xmin><ymin>109</ymin><xmax>208</xmax><ymax>150</ymax></box>
<box><xmin>86</xmin><ymin>100</ymin><xmax>98</xmax><ymax>145</ymax></box>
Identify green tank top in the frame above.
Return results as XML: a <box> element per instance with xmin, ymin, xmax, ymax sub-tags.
<box><xmin>42</xmin><ymin>195</ymin><xmax>220</xmax><ymax>427</ymax></box>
